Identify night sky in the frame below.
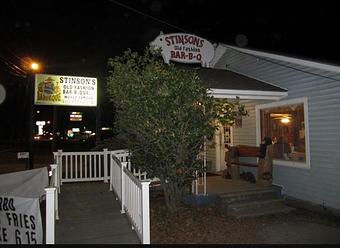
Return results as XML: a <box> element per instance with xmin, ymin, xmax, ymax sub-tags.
<box><xmin>1</xmin><ymin>0</ymin><xmax>340</xmax><ymax>143</ymax></box>
<box><xmin>2</xmin><ymin>0</ymin><xmax>340</xmax><ymax>74</ymax></box>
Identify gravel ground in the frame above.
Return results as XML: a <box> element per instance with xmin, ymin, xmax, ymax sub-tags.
<box><xmin>150</xmin><ymin>196</ymin><xmax>340</xmax><ymax>244</ymax></box>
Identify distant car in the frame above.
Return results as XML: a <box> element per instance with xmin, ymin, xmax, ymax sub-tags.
<box><xmin>34</xmin><ymin>134</ymin><xmax>53</xmax><ymax>141</ymax></box>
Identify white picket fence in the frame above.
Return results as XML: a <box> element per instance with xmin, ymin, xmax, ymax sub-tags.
<box><xmin>52</xmin><ymin>149</ymin><xmax>151</xmax><ymax>244</ymax></box>
<box><xmin>22</xmin><ymin>148</ymin><xmax>205</xmax><ymax>244</ymax></box>
<box><xmin>110</xmin><ymin>154</ymin><xmax>150</xmax><ymax>244</ymax></box>
<box><xmin>45</xmin><ymin>164</ymin><xmax>60</xmax><ymax>244</ymax></box>
<box><xmin>53</xmin><ymin>149</ymin><xmax>150</xmax><ymax>184</ymax></box>
<box><xmin>53</xmin><ymin>149</ymin><xmax>112</xmax><ymax>183</ymax></box>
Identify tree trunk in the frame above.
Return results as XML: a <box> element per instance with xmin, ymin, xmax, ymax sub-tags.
<box><xmin>161</xmin><ymin>179</ymin><xmax>183</xmax><ymax>212</ymax></box>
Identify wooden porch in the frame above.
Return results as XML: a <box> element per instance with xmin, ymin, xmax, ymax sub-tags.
<box><xmin>197</xmin><ymin>173</ymin><xmax>273</xmax><ymax>195</ymax></box>
<box><xmin>196</xmin><ymin>173</ymin><xmax>293</xmax><ymax>217</ymax></box>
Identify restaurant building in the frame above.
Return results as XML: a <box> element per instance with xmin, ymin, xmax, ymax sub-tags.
<box><xmin>151</xmin><ymin>32</ymin><xmax>340</xmax><ymax>215</ymax></box>
<box><xmin>209</xmin><ymin>43</ymin><xmax>340</xmax><ymax>215</ymax></box>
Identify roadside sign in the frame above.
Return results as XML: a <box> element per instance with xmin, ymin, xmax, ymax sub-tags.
<box><xmin>17</xmin><ymin>152</ymin><xmax>29</xmax><ymax>159</ymax></box>
<box><xmin>34</xmin><ymin>74</ymin><xmax>97</xmax><ymax>107</ymax></box>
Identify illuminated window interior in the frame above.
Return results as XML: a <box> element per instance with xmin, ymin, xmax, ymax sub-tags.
<box><xmin>260</xmin><ymin>103</ymin><xmax>306</xmax><ymax>162</ymax></box>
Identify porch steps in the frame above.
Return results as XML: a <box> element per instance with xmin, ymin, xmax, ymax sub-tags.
<box><xmin>218</xmin><ymin>188</ymin><xmax>295</xmax><ymax>218</ymax></box>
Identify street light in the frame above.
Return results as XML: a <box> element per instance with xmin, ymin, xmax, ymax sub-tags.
<box><xmin>30</xmin><ymin>62</ymin><xmax>39</xmax><ymax>71</ymax></box>
<box><xmin>26</xmin><ymin>61</ymin><xmax>40</xmax><ymax>170</ymax></box>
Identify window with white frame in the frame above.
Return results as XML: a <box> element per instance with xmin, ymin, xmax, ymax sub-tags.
<box><xmin>256</xmin><ymin>97</ymin><xmax>310</xmax><ymax>168</ymax></box>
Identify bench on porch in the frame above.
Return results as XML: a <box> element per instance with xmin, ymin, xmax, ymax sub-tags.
<box><xmin>224</xmin><ymin>145</ymin><xmax>273</xmax><ymax>186</ymax></box>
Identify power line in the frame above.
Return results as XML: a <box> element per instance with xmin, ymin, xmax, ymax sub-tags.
<box><xmin>107</xmin><ymin>0</ymin><xmax>340</xmax><ymax>81</ymax></box>
<box><xmin>0</xmin><ymin>65</ymin><xmax>26</xmax><ymax>78</ymax></box>
<box><xmin>107</xmin><ymin>0</ymin><xmax>192</xmax><ymax>34</ymax></box>
<box><xmin>0</xmin><ymin>55</ymin><xmax>27</xmax><ymax>78</ymax></box>
<box><xmin>0</xmin><ymin>56</ymin><xmax>26</xmax><ymax>75</ymax></box>
<box><xmin>3</xmin><ymin>0</ymin><xmax>335</xmax><ymax>83</ymax></box>
<box><xmin>6</xmin><ymin>47</ymin><xmax>23</xmax><ymax>62</ymax></box>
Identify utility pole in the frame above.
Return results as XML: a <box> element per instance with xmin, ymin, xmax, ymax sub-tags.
<box><xmin>27</xmin><ymin>72</ymin><xmax>35</xmax><ymax>169</ymax></box>
<box><xmin>51</xmin><ymin>106</ymin><xmax>58</xmax><ymax>152</ymax></box>
<box><xmin>26</xmin><ymin>62</ymin><xmax>40</xmax><ymax>170</ymax></box>
<box><xmin>95</xmin><ymin>78</ymin><xmax>102</xmax><ymax>146</ymax></box>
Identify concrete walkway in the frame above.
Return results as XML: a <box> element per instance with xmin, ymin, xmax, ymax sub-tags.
<box><xmin>55</xmin><ymin>182</ymin><xmax>140</xmax><ymax>244</ymax></box>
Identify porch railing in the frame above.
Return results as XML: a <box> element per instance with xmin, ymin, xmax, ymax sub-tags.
<box><xmin>53</xmin><ymin>149</ymin><xmax>113</xmax><ymax>183</ymax></box>
<box><xmin>53</xmin><ymin>149</ymin><xmax>151</xmax><ymax>184</ymax></box>
<box><xmin>110</xmin><ymin>154</ymin><xmax>151</xmax><ymax>244</ymax></box>
<box><xmin>110</xmin><ymin>149</ymin><xmax>149</xmax><ymax>180</ymax></box>
<box><xmin>192</xmin><ymin>171</ymin><xmax>207</xmax><ymax>195</ymax></box>
<box><xmin>53</xmin><ymin>149</ymin><xmax>152</xmax><ymax>244</ymax></box>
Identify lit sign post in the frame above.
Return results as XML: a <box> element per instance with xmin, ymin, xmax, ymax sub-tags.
<box><xmin>34</xmin><ymin>74</ymin><xmax>97</xmax><ymax>107</ymax></box>
<box><xmin>33</xmin><ymin>74</ymin><xmax>98</xmax><ymax>153</ymax></box>
<box><xmin>150</xmin><ymin>32</ymin><xmax>215</xmax><ymax>67</ymax></box>
<box><xmin>36</xmin><ymin>121</ymin><xmax>46</xmax><ymax>135</ymax></box>
<box><xmin>70</xmin><ymin>112</ymin><xmax>83</xmax><ymax>121</ymax></box>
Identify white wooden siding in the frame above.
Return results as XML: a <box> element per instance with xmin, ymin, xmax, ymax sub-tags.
<box><xmin>232</xmin><ymin>100</ymin><xmax>269</xmax><ymax>146</ymax></box>
<box><xmin>214</xmin><ymin>46</ymin><xmax>340</xmax><ymax>211</ymax></box>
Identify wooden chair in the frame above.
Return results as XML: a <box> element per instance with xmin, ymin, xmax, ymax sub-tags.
<box><xmin>224</xmin><ymin>145</ymin><xmax>273</xmax><ymax>186</ymax></box>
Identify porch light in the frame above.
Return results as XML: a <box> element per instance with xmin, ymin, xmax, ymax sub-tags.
<box><xmin>281</xmin><ymin>117</ymin><xmax>290</xmax><ymax>124</ymax></box>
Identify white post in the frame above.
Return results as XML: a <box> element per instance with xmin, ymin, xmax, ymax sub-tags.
<box><xmin>195</xmin><ymin>171</ymin><xmax>198</xmax><ymax>195</ymax></box>
<box><xmin>103</xmin><ymin>148</ymin><xmax>108</xmax><ymax>183</ymax></box>
<box><xmin>50</xmin><ymin>164</ymin><xmax>59</xmax><ymax>220</ymax></box>
<box><xmin>45</xmin><ymin>188</ymin><xmax>56</xmax><ymax>244</ymax></box>
<box><xmin>50</xmin><ymin>164</ymin><xmax>59</xmax><ymax>191</ymax></box>
<box><xmin>191</xmin><ymin>180</ymin><xmax>194</xmax><ymax>194</ymax></box>
<box><xmin>204</xmin><ymin>136</ymin><xmax>207</xmax><ymax>195</ymax></box>
<box><xmin>120</xmin><ymin>162</ymin><xmax>126</xmax><ymax>214</ymax></box>
<box><xmin>57</xmin><ymin>150</ymin><xmax>63</xmax><ymax>186</ymax></box>
<box><xmin>203</xmin><ymin>172</ymin><xmax>207</xmax><ymax>195</ymax></box>
<box><xmin>109</xmin><ymin>156</ymin><xmax>113</xmax><ymax>191</ymax></box>
<box><xmin>215</xmin><ymin>128</ymin><xmax>221</xmax><ymax>172</ymax></box>
<box><xmin>203</xmin><ymin>105</ymin><xmax>207</xmax><ymax>195</ymax></box>
<box><xmin>141</xmin><ymin>181</ymin><xmax>151</xmax><ymax>244</ymax></box>
<box><xmin>55</xmin><ymin>188</ymin><xmax>59</xmax><ymax>221</ymax></box>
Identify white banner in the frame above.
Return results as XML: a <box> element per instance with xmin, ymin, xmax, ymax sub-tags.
<box><xmin>0</xmin><ymin>195</ymin><xmax>42</xmax><ymax>244</ymax></box>
<box><xmin>0</xmin><ymin>167</ymin><xmax>48</xmax><ymax>199</ymax></box>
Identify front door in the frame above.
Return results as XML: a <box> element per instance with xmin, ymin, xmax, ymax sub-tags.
<box><xmin>206</xmin><ymin>124</ymin><xmax>233</xmax><ymax>172</ymax></box>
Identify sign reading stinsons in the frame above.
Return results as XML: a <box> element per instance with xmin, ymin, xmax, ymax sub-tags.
<box><xmin>150</xmin><ymin>32</ymin><xmax>215</xmax><ymax>67</ymax></box>
<box><xmin>34</xmin><ymin>74</ymin><xmax>97</xmax><ymax>107</ymax></box>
